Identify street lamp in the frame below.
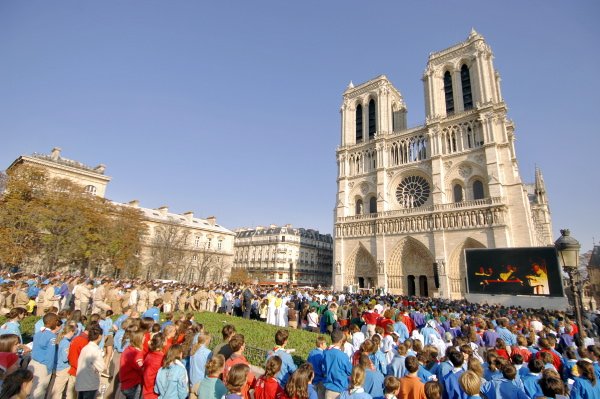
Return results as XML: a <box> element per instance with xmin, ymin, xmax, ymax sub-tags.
<box><xmin>554</xmin><ymin>229</ymin><xmax>583</xmax><ymax>337</ymax></box>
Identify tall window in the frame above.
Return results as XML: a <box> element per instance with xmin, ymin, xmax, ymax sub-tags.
<box><xmin>473</xmin><ymin>180</ymin><xmax>484</xmax><ymax>200</ymax></box>
<box><xmin>218</xmin><ymin>240</ymin><xmax>222</xmax><ymax>250</ymax></box>
<box><xmin>355</xmin><ymin>199</ymin><xmax>363</xmax><ymax>215</ymax></box>
<box><xmin>461</xmin><ymin>65</ymin><xmax>473</xmax><ymax>110</ymax></box>
<box><xmin>368</xmin><ymin>99</ymin><xmax>376</xmax><ymax>139</ymax></box>
<box><xmin>453</xmin><ymin>184</ymin><xmax>463</xmax><ymax>202</ymax></box>
<box><xmin>84</xmin><ymin>185</ymin><xmax>97</xmax><ymax>195</ymax></box>
<box><xmin>444</xmin><ymin>71</ymin><xmax>454</xmax><ymax>114</ymax></box>
<box><xmin>369</xmin><ymin>197</ymin><xmax>377</xmax><ymax>214</ymax></box>
<box><xmin>355</xmin><ymin>104</ymin><xmax>363</xmax><ymax>142</ymax></box>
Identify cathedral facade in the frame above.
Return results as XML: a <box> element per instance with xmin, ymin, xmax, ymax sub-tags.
<box><xmin>333</xmin><ymin>30</ymin><xmax>553</xmax><ymax>299</ymax></box>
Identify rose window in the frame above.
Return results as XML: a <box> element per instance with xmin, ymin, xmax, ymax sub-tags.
<box><xmin>396</xmin><ymin>175</ymin><xmax>430</xmax><ymax>208</ymax></box>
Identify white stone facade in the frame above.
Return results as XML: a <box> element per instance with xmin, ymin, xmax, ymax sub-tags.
<box><xmin>128</xmin><ymin>201</ymin><xmax>235</xmax><ymax>282</ymax></box>
<box><xmin>334</xmin><ymin>30</ymin><xmax>553</xmax><ymax>299</ymax></box>
<box><xmin>8</xmin><ymin>147</ymin><xmax>111</xmax><ymax>197</ymax></box>
<box><xmin>233</xmin><ymin>225</ymin><xmax>333</xmax><ymax>287</ymax></box>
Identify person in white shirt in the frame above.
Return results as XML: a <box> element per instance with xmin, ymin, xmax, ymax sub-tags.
<box><xmin>307</xmin><ymin>307</ymin><xmax>319</xmax><ymax>333</ymax></box>
<box><xmin>75</xmin><ymin>326</ymin><xmax>105</xmax><ymax>399</ymax></box>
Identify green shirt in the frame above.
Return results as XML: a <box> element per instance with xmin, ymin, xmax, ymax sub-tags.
<box><xmin>198</xmin><ymin>376</ymin><xmax>227</xmax><ymax>399</ymax></box>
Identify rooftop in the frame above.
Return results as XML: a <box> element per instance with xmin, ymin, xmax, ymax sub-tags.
<box><xmin>27</xmin><ymin>147</ymin><xmax>107</xmax><ymax>175</ymax></box>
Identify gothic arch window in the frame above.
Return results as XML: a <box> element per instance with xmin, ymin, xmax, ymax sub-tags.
<box><xmin>466</xmin><ymin>126</ymin><xmax>473</xmax><ymax>148</ymax></box>
<box><xmin>390</xmin><ymin>143</ymin><xmax>399</xmax><ymax>166</ymax></box>
<box><xmin>369</xmin><ymin>196</ymin><xmax>377</xmax><ymax>214</ymax></box>
<box><xmin>355</xmin><ymin>104</ymin><xmax>363</xmax><ymax>143</ymax></box>
<box><xmin>84</xmin><ymin>185</ymin><xmax>97</xmax><ymax>195</ymax></box>
<box><xmin>473</xmin><ymin>180</ymin><xmax>485</xmax><ymax>200</ymax></box>
<box><xmin>368</xmin><ymin>99</ymin><xmax>376</xmax><ymax>139</ymax></box>
<box><xmin>453</xmin><ymin>184</ymin><xmax>464</xmax><ymax>203</ymax></box>
<box><xmin>461</xmin><ymin>64</ymin><xmax>473</xmax><ymax>110</ymax></box>
<box><xmin>355</xmin><ymin>199</ymin><xmax>363</xmax><ymax>215</ymax></box>
<box><xmin>444</xmin><ymin>71</ymin><xmax>454</xmax><ymax>115</ymax></box>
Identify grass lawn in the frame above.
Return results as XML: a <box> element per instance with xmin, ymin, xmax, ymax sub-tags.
<box><xmin>0</xmin><ymin>312</ymin><xmax>328</xmax><ymax>366</ymax></box>
<box><xmin>194</xmin><ymin>312</ymin><xmax>328</xmax><ymax>365</ymax></box>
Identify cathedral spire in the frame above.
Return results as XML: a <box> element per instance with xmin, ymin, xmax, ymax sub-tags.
<box><xmin>534</xmin><ymin>167</ymin><xmax>547</xmax><ymax>204</ymax></box>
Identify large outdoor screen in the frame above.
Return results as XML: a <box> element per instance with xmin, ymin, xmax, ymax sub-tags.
<box><xmin>465</xmin><ymin>247</ymin><xmax>564</xmax><ymax>297</ymax></box>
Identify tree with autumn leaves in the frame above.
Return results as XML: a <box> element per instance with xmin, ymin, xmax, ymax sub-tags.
<box><xmin>0</xmin><ymin>165</ymin><xmax>147</xmax><ymax>276</ymax></box>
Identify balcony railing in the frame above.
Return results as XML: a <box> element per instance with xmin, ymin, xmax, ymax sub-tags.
<box><xmin>338</xmin><ymin>197</ymin><xmax>503</xmax><ymax>223</ymax></box>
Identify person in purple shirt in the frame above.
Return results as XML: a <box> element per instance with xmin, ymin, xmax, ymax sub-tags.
<box><xmin>411</xmin><ymin>311</ymin><xmax>425</xmax><ymax>329</ymax></box>
<box><xmin>482</xmin><ymin>321</ymin><xmax>499</xmax><ymax>348</ymax></box>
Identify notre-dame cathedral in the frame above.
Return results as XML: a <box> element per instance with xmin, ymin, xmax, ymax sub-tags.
<box><xmin>333</xmin><ymin>30</ymin><xmax>553</xmax><ymax>299</ymax></box>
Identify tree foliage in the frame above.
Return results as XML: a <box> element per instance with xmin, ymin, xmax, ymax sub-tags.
<box><xmin>0</xmin><ymin>165</ymin><xmax>146</xmax><ymax>275</ymax></box>
<box><xmin>228</xmin><ymin>268</ymin><xmax>252</xmax><ymax>285</ymax></box>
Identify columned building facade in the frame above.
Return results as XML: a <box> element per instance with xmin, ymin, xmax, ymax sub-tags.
<box><xmin>333</xmin><ymin>30</ymin><xmax>553</xmax><ymax>299</ymax></box>
<box><xmin>233</xmin><ymin>225</ymin><xmax>333</xmax><ymax>287</ymax></box>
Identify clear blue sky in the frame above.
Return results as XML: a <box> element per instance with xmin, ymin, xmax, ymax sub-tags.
<box><xmin>1</xmin><ymin>1</ymin><xmax>598</xmax><ymax>251</ymax></box>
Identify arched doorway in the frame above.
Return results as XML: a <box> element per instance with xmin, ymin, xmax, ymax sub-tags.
<box><xmin>407</xmin><ymin>275</ymin><xmax>416</xmax><ymax>296</ymax></box>
<box><xmin>344</xmin><ymin>243</ymin><xmax>377</xmax><ymax>289</ymax></box>
<box><xmin>419</xmin><ymin>275</ymin><xmax>429</xmax><ymax>297</ymax></box>
<box><xmin>447</xmin><ymin>238</ymin><xmax>486</xmax><ymax>299</ymax></box>
<box><xmin>387</xmin><ymin>237</ymin><xmax>436</xmax><ymax>296</ymax></box>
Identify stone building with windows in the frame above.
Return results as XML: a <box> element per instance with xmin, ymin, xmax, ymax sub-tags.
<box><xmin>334</xmin><ymin>30</ymin><xmax>553</xmax><ymax>299</ymax></box>
<box><xmin>233</xmin><ymin>225</ymin><xmax>333</xmax><ymax>287</ymax></box>
<box><xmin>5</xmin><ymin>147</ymin><xmax>235</xmax><ymax>282</ymax></box>
<box><xmin>127</xmin><ymin>201</ymin><xmax>235</xmax><ymax>283</ymax></box>
<box><xmin>587</xmin><ymin>245</ymin><xmax>600</xmax><ymax>310</ymax></box>
<box><xmin>8</xmin><ymin>147</ymin><xmax>111</xmax><ymax>197</ymax></box>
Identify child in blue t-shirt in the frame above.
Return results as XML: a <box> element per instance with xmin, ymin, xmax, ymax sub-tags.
<box><xmin>50</xmin><ymin>323</ymin><xmax>77</xmax><ymax>399</ymax></box>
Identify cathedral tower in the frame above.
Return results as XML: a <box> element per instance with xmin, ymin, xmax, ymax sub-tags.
<box><xmin>334</xmin><ymin>30</ymin><xmax>553</xmax><ymax>299</ymax></box>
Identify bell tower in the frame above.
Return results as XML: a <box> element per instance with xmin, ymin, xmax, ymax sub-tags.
<box><xmin>423</xmin><ymin>29</ymin><xmax>503</xmax><ymax>120</ymax></box>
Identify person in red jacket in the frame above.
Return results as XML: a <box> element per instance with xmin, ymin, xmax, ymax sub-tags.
<box><xmin>223</xmin><ymin>334</ymin><xmax>256</xmax><ymax>399</ymax></box>
<box><xmin>139</xmin><ymin>318</ymin><xmax>153</xmax><ymax>357</ymax></box>
<box><xmin>119</xmin><ymin>330</ymin><xmax>145</xmax><ymax>399</ymax></box>
<box><xmin>254</xmin><ymin>356</ymin><xmax>284</xmax><ymax>399</ymax></box>
<box><xmin>361</xmin><ymin>304</ymin><xmax>379</xmax><ymax>339</ymax></box>
<box><xmin>143</xmin><ymin>333</ymin><xmax>166</xmax><ymax>399</ymax></box>
<box><xmin>377</xmin><ymin>309</ymin><xmax>395</xmax><ymax>336</ymax></box>
<box><xmin>68</xmin><ymin>323</ymin><xmax>91</xmax><ymax>397</ymax></box>
<box><xmin>535</xmin><ymin>337</ymin><xmax>563</xmax><ymax>373</ymax></box>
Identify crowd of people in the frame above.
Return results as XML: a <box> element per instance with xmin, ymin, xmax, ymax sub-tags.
<box><xmin>0</xmin><ymin>272</ymin><xmax>599</xmax><ymax>399</ymax></box>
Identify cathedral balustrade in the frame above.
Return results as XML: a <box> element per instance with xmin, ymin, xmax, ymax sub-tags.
<box><xmin>335</xmin><ymin>202</ymin><xmax>506</xmax><ymax>238</ymax></box>
<box><xmin>339</xmin><ymin>196</ymin><xmax>503</xmax><ymax>223</ymax></box>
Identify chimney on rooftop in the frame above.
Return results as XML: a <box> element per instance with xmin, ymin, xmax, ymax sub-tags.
<box><xmin>51</xmin><ymin>147</ymin><xmax>61</xmax><ymax>161</ymax></box>
<box><xmin>128</xmin><ymin>200</ymin><xmax>140</xmax><ymax>208</ymax></box>
<box><xmin>158</xmin><ymin>206</ymin><xmax>169</xmax><ymax>216</ymax></box>
<box><xmin>183</xmin><ymin>211</ymin><xmax>194</xmax><ymax>222</ymax></box>
<box><xmin>94</xmin><ymin>164</ymin><xmax>106</xmax><ymax>174</ymax></box>
<box><xmin>206</xmin><ymin>216</ymin><xmax>216</xmax><ymax>226</ymax></box>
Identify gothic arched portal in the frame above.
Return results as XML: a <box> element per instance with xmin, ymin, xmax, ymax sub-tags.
<box><xmin>387</xmin><ymin>237</ymin><xmax>436</xmax><ymax>296</ymax></box>
<box><xmin>448</xmin><ymin>237</ymin><xmax>486</xmax><ymax>299</ymax></box>
<box><xmin>344</xmin><ymin>243</ymin><xmax>377</xmax><ymax>289</ymax></box>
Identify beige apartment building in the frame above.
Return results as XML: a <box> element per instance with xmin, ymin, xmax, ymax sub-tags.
<box><xmin>333</xmin><ymin>30</ymin><xmax>553</xmax><ymax>299</ymax></box>
<box><xmin>6</xmin><ymin>148</ymin><xmax>235</xmax><ymax>282</ymax></box>
<box><xmin>233</xmin><ymin>225</ymin><xmax>333</xmax><ymax>287</ymax></box>
<box><xmin>8</xmin><ymin>147</ymin><xmax>111</xmax><ymax>197</ymax></box>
